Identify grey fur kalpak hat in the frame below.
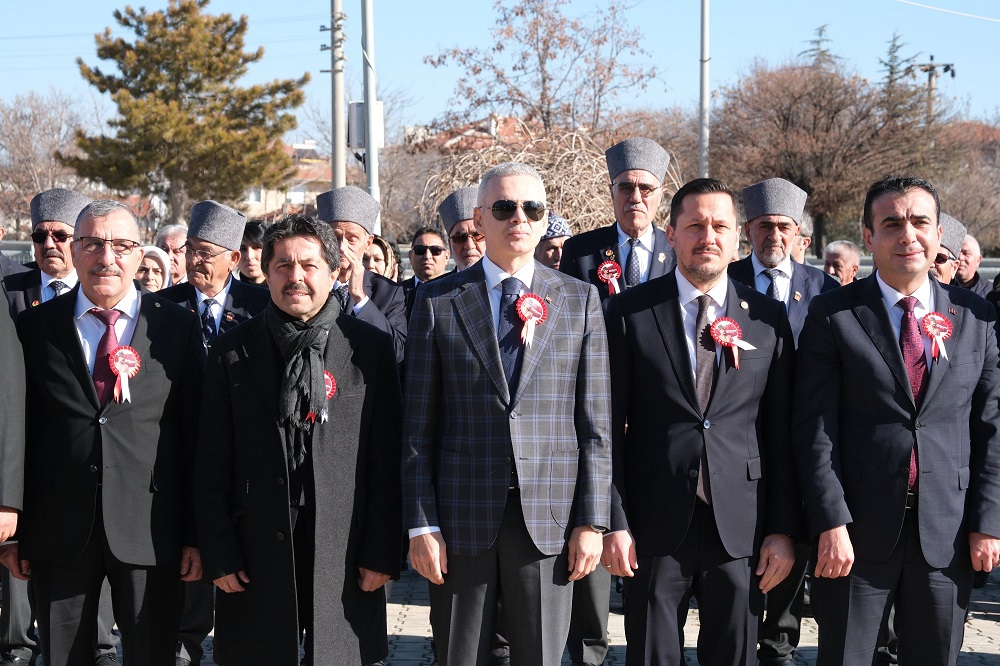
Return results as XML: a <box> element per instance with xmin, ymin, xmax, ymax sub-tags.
<box><xmin>437</xmin><ymin>187</ymin><xmax>478</xmax><ymax>233</ymax></box>
<box><xmin>317</xmin><ymin>186</ymin><xmax>380</xmax><ymax>235</ymax></box>
<box><xmin>605</xmin><ymin>137</ymin><xmax>670</xmax><ymax>184</ymax></box>
<box><xmin>938</xmin><ymin>212</ymin><xmax>966</xmax><ymax>258</ymax></box>
<box><xmin>542</xmin><ymin>211</ymin><xmax>573</xmax><ymax>241</ymax></box>
<box><xmin>30</xmin><ymin>188</ymin><xmax>92</xmax><ymax>229</ymax></box>
<box><xmin>742</xmin><ymin>178</ymin><xmax>808</xmax><ymax>225</ymax></box>
<box><xmin>188</xmin><ymin>200</ymin><xmax>247</xmax><ymax>252</ymax></box>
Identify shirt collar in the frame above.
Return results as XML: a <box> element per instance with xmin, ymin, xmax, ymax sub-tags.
<box><xmin>41</xmin><ymin>270</ymin><xmax>78</xmax><ymax>291</ymax></box>
<box><xmin>74</xmin><ymin>282</ymin><xmax>140</xmax><ymax>321</ymax></box>
<box><xmin>616</xmin><ymin>223</ymin><xmax>655</xmax><ymax>252</ymax></box>
<box><xmin>750</xmin><ymin>252</ymin><xmax>794</xmax><ymax>279</ymax></box>
<box><xmin>675</xmin><ymin>268</ymin><xmax>729</xmax><ymax>309</ymax></box>
<box><xmin>875</xmin><ymin>271</ymin><xmax>933</xmax><ymax>311</ymax></box>
<box><xmin>482</xmin><ymin>254</ymin><xmax>535</xmax><ymax>293</ymax></box>
<box><xmin>195</xmin><ymin>275</ymin><xmax>233</xmax><ymax>308</ymax></box>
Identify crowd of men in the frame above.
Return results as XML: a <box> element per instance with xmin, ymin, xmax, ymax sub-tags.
<box><xmin>0</xmin><ymin>134</ymin><xmax>996</xmax><ymax>666</ymax></box>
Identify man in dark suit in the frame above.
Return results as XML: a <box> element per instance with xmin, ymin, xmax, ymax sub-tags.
<box><xmin>404</xmin><ymin>162</ymin><xmax>611</xmax><ymax>666</ymax></box>
<box><xmin>0</xmin><ymin>188</ymin><xmax>122</xmax><ymax>666</ymax></box>
<box><xmin>603</xmin><ymin>177</ymin><xmax>798</xmax><ymax>666</ymax></box>
<box><xmin>725</xmin><ymin>177</ymin><xmax>838</xmax><ymax>664</ymax></box>
<box><xmin>440</xmin><ymin>187</ymin><xmax>485</xmax><ymax>272</ymax></box>
<box><xmin>0</xmin><ymin>200</ymin><xmax>204</xmax><ymax>666</ymax></box>
<box><xmin>560</xmin><ymin>137</ymin><xmax>676</xmax><ymax>301</ymax></box>
<box><xmin>155</xmin><ymin>200</ymin><xmax>267</xmax><ymax>666</ymax></box>
<box><xmin>794</xmin><ymin>176</ymin><xmax>1000</xmax><ymax>665</ymax></box>
<box><xmin>953</xmin><ymin>232</ymin><xmax>991</xmax><ymax>297</ymax></box>
<box><xmin>316</xmin><ymin>187</ymin><xmax>406</xmax><ymax>364</ymax></box>
<box><xmin>196</xmin><ymin>214</ymin><xmax>401</xmax><ymax>666</ymax></box>
<box><xmin>402</xmin><ymin>227</ymin><xmax>450</xmax><ymax>319</ymax></box>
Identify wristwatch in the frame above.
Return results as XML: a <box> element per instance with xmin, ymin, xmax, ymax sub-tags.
<box><xmin>589</xmin><ymin>525</ymin><xmax>607</xmax><ymax>534</ymax></box>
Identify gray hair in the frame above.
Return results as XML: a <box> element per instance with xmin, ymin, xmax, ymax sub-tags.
<box><xmin>155</xmin><ymin>224</ymin><xmax>189</xmax><ymax>247</ymax></box>
<box><xmin>963</xmin><ymin>234</ymin><xmax>982</xmax><ymax>258</ymax></box>
<box><xmin>825</xmin><ymin>240</ymin><xmax>861</xmax><ymax>265</ymax></box>
<box><xmin>76</xmin><ymin>200</ymin><xmax>139</xmax><ymax>236</ymax></box>
<box><xmin>478</xmin><ymin>162</ymin><xmax>546</xmax><ymax>206</ymax></box>
<box><xmin>799</xmin><ymin>211</ymin><xmax>814</xmax><ymax>238</ymax></box>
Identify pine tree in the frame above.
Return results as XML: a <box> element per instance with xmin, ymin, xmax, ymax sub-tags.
<box><xmin>60</xmin><ymin>0</ymin><xmax>309</xmax><ymax>224</ymax></box>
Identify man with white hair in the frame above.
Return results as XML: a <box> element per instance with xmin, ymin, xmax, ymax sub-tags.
<box><xmin>954</xmin><ymin>233</ymin><xmax>991</xmax><ymax>297</ymax></box>
<box><xmin>823</xmin><ymin>240</ymin><xmax>861</xmax><ymax>285</ymax></box>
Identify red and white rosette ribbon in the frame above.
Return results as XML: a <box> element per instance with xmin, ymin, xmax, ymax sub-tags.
<box><xmin>922</xmin><ymin>312</ymin><xmax>953</xmax><ymax>361</ymax></box>
<box><xmin>597</xmin><ymin>260</ymin><xmax>623</xmax><ymax>295</ymax></box>
<box><xmin>109</xmin><ymin>346</ymin><xmax>141</xmax><ymax>403</ymax></box>
<box><xmin>324</xmin><ymin>371</ymin><xmax>337</xmax><ymax>399</ymax></box>
<box><xmin>709</xmin><ymin>317</ymin><xmax>757</xmax><ymax>369</ymax></box>
<box><xmin>516</xmin><ymin>293</ymin><xmax>548</xmax><ymax>348</ymax></box>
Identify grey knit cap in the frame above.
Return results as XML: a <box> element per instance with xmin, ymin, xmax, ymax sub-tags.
<box><xmin>317</xmin><ymin>186</ymin><xmax>380</xmax><ymax>234</ymax></box>
<box><xmin>742</xmin><ymin>178</ymin><xmax>808</xmax><ymax>225</ymax></box>
<box><xmin>938</xmin><ymin>212</ymin><xmax>967</xmax><ymax>258</ymax></box>
<box><xmin>605</xmin><ymin>138</ymin><xmax>670</xmax><ymax>183</ymax></box>
<box><xmin>30</xmin><ymin>188</ymin><xmax>92</xmax><ymax>229</ymax></box>
<box><xmin>438</xmin><ymin>187</ymin><xmax>478</xmax><ymax>233</ymax></box>
<box><xmin>542</xmin><ymin>211</ymin><xmax>573</xmax><ymax>240</ymax></box>
<box><xmin>188</xmin><ymin>200</ymin><xmax>247</xmax><ymax>251</ymax></box>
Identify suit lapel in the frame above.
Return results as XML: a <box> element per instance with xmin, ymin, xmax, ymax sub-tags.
<box><xmin>220</xmin><ymin>280</ymin><xmax>254</xmax><ymax>334</ymax></box>
<box><xmin>648</xmin><ymin>227</ymin><xmax>672</xmax><ymax>280</ymax></box>
<box><xmin>650</xmin><ymin>273</ymin><xmax>700</xmax><ymax>413</ymax></box>
<box><xmin>709</xmin><ymin>281</ymin><xmax>751</xmax><ymax>410</ymax></box>
<box><xmin>55</xmin><ymin>288</ymin><xmax>101</xmax><ymax>410</ymax></box>
<box><xmin>853</xmin><ymin>276</ymin><xmax>914</xmax><ymax>405</ymax></box>
<box><xmin>787</xmin><ymin>261</ymin><xmax>809</xmax><ymax>323</ymax></box>
<box><xmin>727</xmin><ymin>257</ymin><xmax>755</xmax><ymax>290</ymax></box>
<box><xmin>918</xmin><ymin>280</ymin><xmax>954</xmax><ymax>410</ymax></box>
<box><xmin>511</xmin><ymin>267</ymin><xmax>563</xmax><ymax>406</ymax></box>
<box><xmin>452</xmin><ymin>265</ymin><xmax>510</xmax><ymax>404</ymax></box>
<box><xmin>102</xmin><ymin>294</ymin><xmax>157</xmax><ymax>416</ymax></box>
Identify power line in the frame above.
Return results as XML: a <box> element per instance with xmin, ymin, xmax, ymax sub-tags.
<box><xmin>894</xmin><ymin>0</ymin><xmax>1000</xmax><ymax>23</ymax></box>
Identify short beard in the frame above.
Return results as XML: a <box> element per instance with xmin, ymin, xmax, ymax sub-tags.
<box><xmin>680</xmin><ymin>260</ymin><xmax>726</xmax><ymax>289</ymax></box>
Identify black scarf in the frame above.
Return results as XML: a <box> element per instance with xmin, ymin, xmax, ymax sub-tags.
<box><xmin>264</xmin><ymin>296</ymin><xmax>341</xmax><ymax>470</ymax></box>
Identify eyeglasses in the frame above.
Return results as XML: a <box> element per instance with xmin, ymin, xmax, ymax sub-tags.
<box><xmin>484</xmin><ymin>200</ymin><xmax>547</xmax><ymax>222</ymax></box>
<box><xmin>613</xmin><ymin>182</ymin><xmax>660</xmax><ymax>197</ymax></box>
<box><xmin>31</xmin><ymin>230</ymin><xmax>72</xmax><ymax>244</ymax></box>
<box><xmin>184</xmin><ymin>245</ymin><xmax>229</xmax><ymax>263</ymax></box>
<box><xmin>933</xmin><ymin>253</ymin><xmax>956</xmax><ymax>265</ymax></box>
<box><xmin>412</xmin><ymin>244</ymin><xmax>447</xmax><ymax>257</ymax></box>
<box><xmin>74</xmin><ymin>237</ymin><xmax>141</xmax><ymax>256</ymax></box>
<box><xmin>450</xmin><ymin>231</ymin><xmax>484</xmax><ymax>245</ymax></box>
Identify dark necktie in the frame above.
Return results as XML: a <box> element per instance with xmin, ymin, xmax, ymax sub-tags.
<box><xmin>50</xmin><ymin>280</ymin><xmax>68</xmax><ymax>298</ymax></box>
<box><xmin>202</xmin><ymin>298</ymin><xmax>218</xmax><ymax>343</ymax></box>
<box><xmin>898</xmin><ymin>296</ymin><xmax>926</xmax><ymax>491</ymax></box>
<box><xmin>625</xmin><ymin>238</ymin><xmax>641</xmax><ymax>288</ymax></box>
<box><xmin>764</xmin><ymin>268</ymin><xmax>782</xmax><ymax>300</ymax></box>
<box><xmin>497</xmin><ymin>277</ymin><xmax>525</xmax><ymax>393</ymax></box>
<box><xmin>336</xmin><ymin>284</ymin><xmax>351</xmax><ymax>312</ymax></box>
<box><xmin>90</xmin><ymin>308</ymin><xmax>121</xmax><ymax>406</ymax></box>
<box><xmin>694</xmin><ymin>294</ymin><xmax>716</xmax><ymax>503</ymax></box>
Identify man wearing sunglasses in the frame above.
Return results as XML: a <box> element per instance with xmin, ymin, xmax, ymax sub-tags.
<box><xmin>440</xmin><ymin>187</ymin><xmax>485</xmax><ymax>272</ymax></box>
<box><xmin>2</xmin><ymin>199</ymin><xmax>204</xmax><ymax>666</ymax></box>
<box><xmin>404</xmin><ymin>162</ymin><xmax>611</xmax><ymax>666</ymax></box>
<box><xmin>402</xmin><ymin>227</ymin><xmax>450</xmax><ymax>319</ymax></box>
<box><xmin>560</xmin><ymin>137</ymin><xmax>676</xmax><ymax>303</ymax></box>
<box><xmin>929</xmin><ymin>214</ymin><xmax>966</xmax><ymax>287</ymax></box>
<box><xmin>317</xmin><ymin>186</ymin><xmax>406</xmax><ymax>365</ymax></box>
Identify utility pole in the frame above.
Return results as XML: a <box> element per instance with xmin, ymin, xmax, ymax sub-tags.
<box><xmin>916</xmin><ymin>55</ymin><xmax>955</xmax><ymax>123</ymax></box>
<box><xmin>697</xmin><ymin>0</ymin><xmax>710</xmax><ymax>178</ymax></box>
<box><xmin>361</xmin><ymin>0</ymin><xmax>381</xmax><ymax>234</ymax></box>
<box><xmin>320</xmin><ymin>1</ymin><xmax>347</xmax><ymax>189</ymax></box>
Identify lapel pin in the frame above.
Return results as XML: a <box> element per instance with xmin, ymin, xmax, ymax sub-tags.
<box><xmin>657</xmin><ymin>252</ymin><xmax>666</xmax><ymax>263</ymax></box>
<box><xmin>154</xmin><ymin>302</ymin><xmax>161</xmax><ymax>307</ymax></box>
<box><xmin>225</xmin><ymin>311</ymin><xmax>234</xmax><ymax>322</ymax></box>
<box><xmin>949</xmin><ymin>307</ymin><xmax>957</xmax><ymax>315</ymax></box>
<box><xmin>544</xmin><ymin>295</ymin><xmax>552</xmax><ymax>304</ymax></box>
<box><xmin>30</xmin><ymin>300</ymin><xmax>39</xmax><ymax>307</ymax></box>
<box><xmin>793</xmin><ymin>291</ymin><xmax>802</xmax><ymax>302</ymax></box>
<box><xmin>605</xmin><ymin>249</ymin><xmax>615</xmax><ymax>258</ymax></box>
<box><xmin>740</xmin><ymin>300</ymin><xmax>749</xmax><ymax>310</ymax></box>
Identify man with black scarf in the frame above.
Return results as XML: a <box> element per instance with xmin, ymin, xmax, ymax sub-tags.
<box><xmin>196</xmin><ymin>214</ymin><xmax>402</xmax><ymax>666</ymax></box>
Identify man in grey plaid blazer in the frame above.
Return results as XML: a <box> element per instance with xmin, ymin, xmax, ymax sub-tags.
<box><xmin>402</xmin><ymin>162</ymin><xmax>612</xmax><ymax>666</ymax></box>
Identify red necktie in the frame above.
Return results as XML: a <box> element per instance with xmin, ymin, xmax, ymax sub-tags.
<box><xmin>898</xmin><ymin>296</ymin><xmax>926</xmax><ymax>490</ymax></box>
<box><xmin>90</xmin><ymin>308</ymin><xmax>122</xmax><ymax>406</ymax></box>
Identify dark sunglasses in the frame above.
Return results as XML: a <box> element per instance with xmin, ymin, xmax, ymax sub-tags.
<box><xmin>933</xmin><ymin>253</ymin><xmax>955</xmax><ymax>265</ymax></box>
<box><xmin>487</xmin><ymin>200</ymin><xmax>547</xmax><ymax>222</ymax></box>
<box><xmin>449</xmin><ymin>231</ymin><xmax>484</xmax><ymax>245</ymax></box>
<box><xmin>30</xmin><ymin>230</ymin><xmax>72</xmax><ymax>244</ymax></box>
<box><xmin>412</xmin><ymin>244</ymin><xmax>447</xmax><ymax>257</ymax></box>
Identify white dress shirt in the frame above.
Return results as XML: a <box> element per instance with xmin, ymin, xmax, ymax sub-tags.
<box><xmin>195</xmin><ymin>277</ymin><xmax>235</xmax><ymax>332</ymax></box>
<box><xmin>751</xmin><ymin>254</ymin><xmax>794</xmax><ymax>306</ymax></box>
<box><xmin>616</xmin><ymin>223</ymin><xmax>655</xmax><ymax>284</ymax></box>
<box><xmin>41</xmin><ymin>270</ymin><xmax>78</xmax><ymax>302</ymax></box>
<box><xmin>675</xmin><ymin>269</ymin><xmax>727</xmax><ymax>378</ymax></box>
<box><xmin>875</xmin><ymin>271</ymin><xmax>935</xmax><ymax>366</ymax></box>
<box><xmin>74</xmin><ymin>285</ymin><xmax>140</xmax><ymax>374</ymax></box>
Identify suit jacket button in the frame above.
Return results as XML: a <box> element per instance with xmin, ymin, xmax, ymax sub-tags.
<box><xmin>275</xmin><ymin>531</ymin><xmax>285</xmax><ymax>542</ymax></box>
<box><xmin>703</xmin><ymin>419</ymin><xmax>711</xmax><ymax>429</ymax></box>
<box><xmin>276</xmin><ymin>477</ymin><xmax>286</xmax><ymax>486</ymax></box>
<box><xmin>914</xmin><ymin>421</ymin><xmax>921</xmax><ymax>429</ymax></box>
<box><xmin>89</xmin><ymin>465</ymin><xmax>98</xmax><ymax>473</ymax></box>
<box><xmin>689</xmin><ymin>469</ymin><xmax>698</xmax><ymax>478</ymax></box>
<box><xmin>98</xmin><ymin>417</ymin><xmax>108</xmax><ymax>425</ymax></box>
<box><xmin>510</xmin><ymin>411</ymin><xmax>518</xmax><ymax>419</ymax></box>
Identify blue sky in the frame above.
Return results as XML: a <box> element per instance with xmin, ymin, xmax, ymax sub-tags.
<box><xmin>2</xmin><ymin>0</ymin><xmax>996</xmax><ymax>140</ymax></box>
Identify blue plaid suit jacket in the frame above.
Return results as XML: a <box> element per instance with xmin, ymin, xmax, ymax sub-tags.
<box><xmin>402</xmin><ymin>261</ymin><xmax>612</xmax><ymax>557</ymax></box>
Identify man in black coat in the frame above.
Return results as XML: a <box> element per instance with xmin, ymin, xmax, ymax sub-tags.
<box><xmin>196</xmin><ymin>214</ymin><xmax>401</xmax><ymax>666</ymax></box>
<box><xmin>560</xmin><ymin>137</ymin><xmax>676</xmax><ymax>302</ymax></box>
<box><xmin>402</xmin><ymin>227</ymin><xmax>450</xmax><ymax>320</ymax></box>
<box><xmin>603</xmin><ymin>178</ymin><xmax>798</xmax><ymax>665</ymax></box>
<box><xmin>0</xmin><ymin>200</ymin><xmax>204</xmax><ymax>666</ymax></box>
<box><xmin>317</xmin><ymin>187</ymin><xmax>406</xmax><ymax>364</ymax></box>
